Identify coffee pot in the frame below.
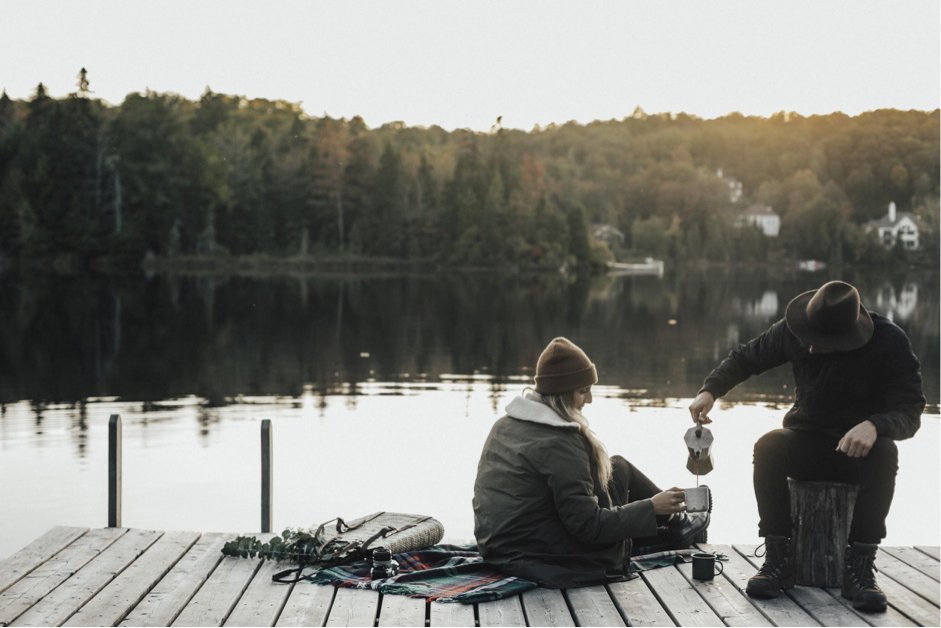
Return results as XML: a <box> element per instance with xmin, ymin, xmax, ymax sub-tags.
<box><xmin>685</xmin><ymin>421</ymin><xmax>714</xmax><ymax>476</ymax></box>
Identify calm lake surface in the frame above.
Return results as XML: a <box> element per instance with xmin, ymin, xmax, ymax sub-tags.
<box><xmin>1</xmin><ymin>266</ymin><xmax>938</xmax><ymax>559</ymax></box>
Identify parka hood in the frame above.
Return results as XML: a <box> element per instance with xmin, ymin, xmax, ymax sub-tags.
<box><xmin>505</xmin><ymin>392</ymin><xmax>579</xmax><ymax>429</ymax></box>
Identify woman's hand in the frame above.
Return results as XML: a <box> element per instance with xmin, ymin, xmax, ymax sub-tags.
<box><xmin>651</xmin><ymin>487</ymin><xmax>686</xmax><ymax>515</ymax></box>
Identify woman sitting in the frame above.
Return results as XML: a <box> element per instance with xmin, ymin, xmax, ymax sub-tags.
<box><xmin>473</xmin><ymin>336</ymin><xmax>709</xmax><ymax>587</ymax></box>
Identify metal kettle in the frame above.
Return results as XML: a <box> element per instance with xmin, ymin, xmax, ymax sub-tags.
<box><xmin>685</xmin><ymin>421</ymin><xmax>714</xmax><ymax>476</ymax></box>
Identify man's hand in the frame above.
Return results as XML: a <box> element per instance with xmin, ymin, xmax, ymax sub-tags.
<box><xmin>836</xmin><ymin>420</ymin><xmax>878</xmax><ymax>458</ymax></box>
<box><xmin>688</xmin><ymin>391</ymin><xmax>715</xmax><ymax>424</ymax></box>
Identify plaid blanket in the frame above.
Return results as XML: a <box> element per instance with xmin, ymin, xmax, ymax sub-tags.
<box><xmin>299</xmin><ymin>544</ymin><xmax>699</xmax><ymax>604</ymax></box>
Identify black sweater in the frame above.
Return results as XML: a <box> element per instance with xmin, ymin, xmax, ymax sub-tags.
<box><xmin>701</xmin><ymin>313</ymin><xmax>924</xmax><ymax>440</ymax></box>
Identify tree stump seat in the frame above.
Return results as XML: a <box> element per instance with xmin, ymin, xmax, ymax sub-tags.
<box><xmin>788</xmin><ymin>478</ymin><xmax>859</xmax><ymax>587</ymax></box>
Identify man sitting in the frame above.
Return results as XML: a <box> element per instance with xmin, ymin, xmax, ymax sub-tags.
<box><xmin>688</xmin><ymin>280</ymin><xmax>925</xmax><ymax>613</ymax></box>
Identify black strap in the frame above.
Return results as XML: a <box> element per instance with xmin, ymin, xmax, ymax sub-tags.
<box><xmin>272</xmin><ymin>566</ymin><xmax>311</xmax><ymax>584</ymax></box>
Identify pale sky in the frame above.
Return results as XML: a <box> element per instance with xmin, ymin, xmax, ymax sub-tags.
<box><xmin>2</xmin><ymin>0</ymin><xmax>939</xmax><ymax>132</ymax></box>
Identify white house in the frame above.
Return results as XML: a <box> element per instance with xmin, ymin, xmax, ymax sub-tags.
<box><xmin>864</xmin><ymin>202</ymin><xmax>919</xmax><ymax>250</ymax></box>
<box><xmin>736</xmin><ymin>204</ymin><xmax>780</xmax><ymax>237</ymax></box>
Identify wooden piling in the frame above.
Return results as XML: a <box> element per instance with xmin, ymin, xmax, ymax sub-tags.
<box><xmin>261</xmin><ymin>419</ymin><xmax>273</xmax><ymax>533</ymax></box>
<box><xmin>108</xmin><ymin>414</ymin><xmax>122</xmax><ymax>528</ymax></box>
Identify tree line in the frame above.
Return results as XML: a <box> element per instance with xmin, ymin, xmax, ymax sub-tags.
<box><xmin>0</xmin><ymin>72</ymin><xmax>937</xmax><ymax>272</ymax></box>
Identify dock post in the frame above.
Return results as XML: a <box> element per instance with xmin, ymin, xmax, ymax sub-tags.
<box><xmin>108</xmin><ymin>414</ymin><xmax>122</xmax><ymax>527</ymax></box>
<box><xmin>261</xmin><ymin>419</ymin><xmax>273</xmax><ymax>533</ymax></box>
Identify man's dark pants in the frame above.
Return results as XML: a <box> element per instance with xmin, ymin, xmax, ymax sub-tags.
<box><xmin>753</xmin><ymin>428</ymin><xmax>898</xmax><ymax>544</ymax></box>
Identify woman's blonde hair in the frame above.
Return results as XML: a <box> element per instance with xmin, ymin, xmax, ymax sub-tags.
<box><xmin>534</xmin><ymin>389</ymin><xmax>613</xmax><ymax>488</ymax></box>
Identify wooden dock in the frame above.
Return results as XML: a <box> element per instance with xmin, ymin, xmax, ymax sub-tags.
<box><xmin>0</xmin><ymin>527</ymin><xmax>937</xmax><ymax>627</ymax></box>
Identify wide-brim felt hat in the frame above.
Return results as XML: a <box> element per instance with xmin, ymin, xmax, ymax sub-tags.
<box><xmin>785</xmin><ymin>280</ymin><xmax>873</xmax><ymax>352</ymax></box>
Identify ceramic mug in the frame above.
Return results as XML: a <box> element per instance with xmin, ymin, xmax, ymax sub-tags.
<box><xmin>692</xmin><ymin>552</ymin><xmax>724</xmax><ymax>581</ymax></box>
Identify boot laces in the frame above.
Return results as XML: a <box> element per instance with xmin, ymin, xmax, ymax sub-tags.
<box><xmin>848</xmin><ymin>551</ymin><xmax>879</xmax><ymax>590</ymax></box>
<box><xmin>755</xmin><ymin>541</ymin><xmax>789</xmax><ymax>580</ymax></box>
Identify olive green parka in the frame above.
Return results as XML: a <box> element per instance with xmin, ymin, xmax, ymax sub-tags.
<box><xmin>472</xmin><ymin>393</ymin><xmax>658</xmax><ymax>587</ymax></box>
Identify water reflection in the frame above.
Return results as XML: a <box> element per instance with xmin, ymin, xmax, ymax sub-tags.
<box><xmin>0</xmin><ymin>267</ymin><xmax>937</xmax><ymax>442</ymax></box>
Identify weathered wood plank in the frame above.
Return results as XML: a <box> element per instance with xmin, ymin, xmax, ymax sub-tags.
<box><xmin>275</xmin><ymin>583</ymin><xmax>335</xmax><ymax>627</ymax></box>
<box><xmin>823</xmin><ymin>587</ymin><xmax>917</xmax><ymax>627</ymax></box>
<box><xmin>0</xmin><ymin>528</ymin><xmax>125</xmax><ymax>626</ymax></box>
<box><xmin>224</xmin><ymin>558</ymin><xmax>294</xmax><ymax>627</ymax></box>
<box><xmin>564</xmin><ymin>585</ymin><xmax>626</xmax><ymax>626</ymax></box>
<box><xmin>641</xmin><ymin>567</ymin><xmax>724</xmax><ymax>626</ymax></box>
<box><xmin>171</xmin><ymin>556</ymin><xmax>261</xmax><ymax>627</ymax></box>
<box><xmin>377</xmin><ymin>593</ymin><xmax>426</xmax><ymax>627</ymax></box>
<box><xmin>120</xmin><ymin>533</ymin><xmax>227</xmax><ymax>627</ymax></box>
<box><xmin>914</xmin><ymin>546</ymin><xmax>940</xmax><ymax>561</ymax></box>
<box><xmin>675</xmin><ymin>558</ymin><xmax>771</xmax><ymax>626</ymax></box>
<box><xmin>429</xmin><ymin>600</ymin><xmax>475</xmax><ymax>626</ymax></box>
<box><xmin>880</xmin><ymin>547</ymin><xmax>940</xmax><ymax>583</ymax></box>
<box><xmin>734</xmin><ymin>544</ymin><xmax>872</xmax><ymax>627</ymax></box>
<box><xmin>874</xmin><ymin>573</ymin><xmax>941</xmax><ymax>627</ymax></box>
<box><xmin>0</xmin><ymin>527</ymin><xmax>89</xmax><ymax>595</ymax></box>
<box><xmin>873</xmin><ymin>549</ymin><xmax>940</xmax><ymax>605</ymax></box>
<box><xmin>10</xmin><ymin>528</ymin><xmax>162</xmax><ymax>627</ymax></box>
<box><xmin>520</xmin><ymin>588</ymin><xmax>575</xmax><ymax>627</ymax></box>
<box><xmin>699</xmin><ymin>543</ymin><xmax>818</xmax><ymax>626</ymax></box>
<box><xmin>607</xmin><ymin>577</ymin><xmax>674</xmax><ymax>627</ymax></box>
<box><xmin>324</xmin><ymin>587</ymin><xmax>379</xmax><ymax>627</ymax></box>
<box><xmin>65</xmin><ymin>530</ymin><xmax>199</xmax><ymax>627</ymax></box>
<box><xmin>477</xmin><ymin>595</ymin><xmax>526</xmax><ymax>627</ymax></box>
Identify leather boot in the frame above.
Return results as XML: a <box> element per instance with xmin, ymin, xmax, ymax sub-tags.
<box><xmin>666</xmin><ymin>512</ymin><xmax>710</xmax><ymax>548</ymax></box>
<box><xmin>842</xmin><ymin>542</ymin><xmax>887</xmax><ymax>613</ymax></box>
<box><xmin>746</xmin><ymin>535</ymin><xmax>795</xmax><ymax>598</ymax></box>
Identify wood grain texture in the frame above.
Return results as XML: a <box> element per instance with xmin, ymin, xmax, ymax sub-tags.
<box><xmin>11</xmin><ymin>529</ymin><xmax>162</xmax><ymax>627</ymax></box>
<box><xmin>276</xmin><ymin>583</ymin><xmax>335</xmax><ymax>627</ymax></box>
<box><xmin>823</xmin><ymin>587</ymin><xmax>917</xmax><ymax>627</ymax></box>
<box><xmin>120</xmin><ymin>533</ymin><xmax>227</xmax><ymax>627</ymax></box>
<box><xmin>520</xmin><ymin>588</ymin><xmax>575</xmax><ymax>627</ymax></box>
<box><xmin>477</xmin><ymin>595</ymin><xmax>526</xmax><ymax>627</ymax></box>
<box><xmin>0</xmin><ymin>527</ymin><xmax>88</xmax><ymax>595</ymax></box>
<box><xmin>607</xmin><ymin>577</ymin><xmax>674</xmax><ymax>627</ymax></box>
<box><xmin>873</xmin><ymin>574</ymin><xmax>941</xmax><ymax>627</ymax></box>
<box><xmin>0</xmin><ymin>528</ymin><xmax>125</xmax><ymax>626</ymax></box>
<box><xmin>224</xmin><ymin>558</ymin><xmax>294</xmax><ymax>627</ymax></box>
<box><xmin>377</xmin><ymin>593</ymin><xmax>426</xmax><ymax>627</ymax></box>
<box><xmin>880</xmin><ymin>548</ymin><xmax>940</xmax><ymax>582</ymax></box>
<box><xmin>873</xmin><ymin>549</ymin><xmax>940</xmax><ymax>606</ymax></box>
<box><xmin>564</xmin><ymin>585</ymin><xmax>626</xmax><ymax>626</ymax></box>
<box><xmin>429</xmin><ymin>599</ymin><xmax>475</xmax><ymax>626</ymax></box>
<box><xmin>324</xmin><ymin>587</ymin><xmax>379</xmax><ymax>627</ymax></box>
<box><xmin>65</xmin><ymin>530</ymin><xmax>199</xmax><ymax>627</ymax></box>
<box><xmin>171</xmin><ymin>555</ymin><xmax>261</xmax><ymax>627</ymax></box>
<box><xmin>641</xmin><ymin>567</ymin><xmax>724</xmax><ymax>627</ymax></box>
<box><xmin>913</xmin><ymin>547</ymin><xmax>940</xmax><ymax>561</ymax></box>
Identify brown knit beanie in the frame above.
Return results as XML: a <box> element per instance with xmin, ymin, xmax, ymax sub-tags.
<box><xmin>534</xmin><ymin>337</ymin><xmax>598</xmax><ymax>394</ymax></box>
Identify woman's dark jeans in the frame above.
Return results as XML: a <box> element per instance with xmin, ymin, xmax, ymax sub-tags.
<box><xmin>609</xmin><ymin>455</ymin><xmax>673</xmax><ymax>553</ymax></box>
<box><xmin>753</xmin><ymin>428</ymin><xmax>898</xmax><ymax>544</ymax></box>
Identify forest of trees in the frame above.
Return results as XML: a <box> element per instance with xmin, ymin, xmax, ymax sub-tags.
<box><xmin>0</xmin><ymin>71</ymin><xmax>938</xmax><ymax>272</ymax></box>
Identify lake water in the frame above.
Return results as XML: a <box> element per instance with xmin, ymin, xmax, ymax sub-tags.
<box><xmin>1</xmin><ymin>266</ymin><xmax>938</xmax><ymax>559</ymax></box>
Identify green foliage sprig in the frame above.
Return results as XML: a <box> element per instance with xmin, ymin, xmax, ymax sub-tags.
<box><xmin>221</xmin><ymin>527</ymin><xmax>366</xmax><ymax>565</ymax></box>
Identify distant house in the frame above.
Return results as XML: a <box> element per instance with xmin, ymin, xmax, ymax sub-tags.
<box><xmin>864</xmin><ymin>202</ymin><xmax>919</xmax><ymax>250</ymax></box>
<box><xmin>736</xmin><ymin>204</ymin><xmax>780</xmax><ymax>237</ymax></box>
<box><xmin>591</xmin><ymin>224</ymin><xmax>626</xmax><ymax>248</ymax></box>
<box><xmin>716</xmin><ymin>169</ymin><xmax>743</xmax><ymax>203</ymax></box>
